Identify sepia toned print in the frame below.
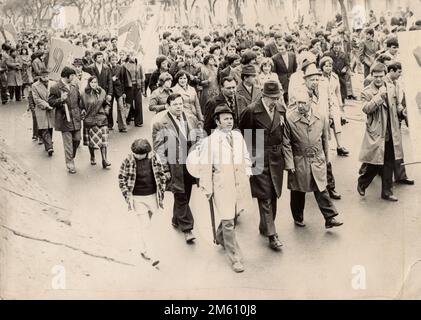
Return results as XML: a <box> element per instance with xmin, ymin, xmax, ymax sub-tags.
<box><xmin>1</xmin><ymin>0</ymin><xmax>421</xmax><ymax>300</ymax></box>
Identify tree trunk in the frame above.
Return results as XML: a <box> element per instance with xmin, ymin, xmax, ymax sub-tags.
<box><xmin>338</xmin><ymin>0</ymin><xmax>350</xmax><ymax>33</ymax></box>
<box><xmin>234</xmin><ymin>0</ymin><xmax>244</xmax><ymax>25</ymax></box>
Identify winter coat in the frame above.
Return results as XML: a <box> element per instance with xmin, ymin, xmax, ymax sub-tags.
<box><xmin>358</xmin><ymin>81</ymin><xmax>404</xmax><ymax>165</ymax></box>
<box><xmin>32</xmin><ymin>80</ymin><xmax>55</xmax><ymax>129</ymax></box>
<box><xmin>198</xmin><ymin>129</ymin><xmax>253</xmax><ymax>225</ymax></box>
<box><xmin>49</xmin><ymin>80</ymin><xmax>82</xmax><ymax>132</ymax></box>
<box><xmin>239</xmin><ymin>98</ymin><xmax>286</xmax><ymax>199</ymax></box>
<box><xmin>80</xmin><ymin>87</ymin><xmax>108</xmax><ymax>128</ymax></box>
<box><xmin>283</xmin><ymin>101</ymin><xmax>330</xmax><ymax>192</ymax></box>
<box><xmin>152</xmin><ymin>110</ymin><xmax>201</xmax><ymax>193</ymax></box>
<box><xmin>6</xmin><ymin>56</ymin><xmax>23</xmax><ymax>87</ymax></box>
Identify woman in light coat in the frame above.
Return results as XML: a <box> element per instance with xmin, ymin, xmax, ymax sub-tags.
<box><xmin>171</xmin><ymin>70</ymin><xmax>204</xmax><ymax>128</ymax></box>
<box><xmin>319</xmin><ymin>56</ymin><xmax>349</xmax><ymax>156</ymax></box>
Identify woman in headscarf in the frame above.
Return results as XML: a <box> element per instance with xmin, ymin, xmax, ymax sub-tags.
<box><xmin>81</xmin><ymin>76</ymin><xmax>112</xmax><ymax>168</ymax></box>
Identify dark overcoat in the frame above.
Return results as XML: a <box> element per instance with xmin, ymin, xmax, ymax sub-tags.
<box><xmin>239</xmin><ymin>98</ymin><xmax>286</xmax><ymax>199</ymax></box>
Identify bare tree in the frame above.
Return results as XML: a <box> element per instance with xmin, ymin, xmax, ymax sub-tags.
<box><xmin>338</xmin><ymin>0</ymin><xmax>351</xmax><ymax>33</ymax></box>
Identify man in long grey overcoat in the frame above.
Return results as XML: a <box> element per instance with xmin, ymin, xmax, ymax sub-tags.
<box><xmin>283</xmin><ymin>65</ymin><xmax>343</xmax><ymax>229</ymax></box>
<box><xmin>357</xmin><ymin>63</ymin><xmax>405</xmax><ymax>201</ymax></box>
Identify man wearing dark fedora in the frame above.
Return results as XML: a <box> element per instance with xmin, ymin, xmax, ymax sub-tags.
<box><xmin>236</xmin><ymin>64</ymin><xmax>261</xmax><ymax>106</ymax></box>
<box><xmin>198</xmin><ymin>104</ymin><xmax>253</xmax><ymax>273</ymax></box>
<box><xmin>239</xmin><ymin>80</ymin><xmax>286</xmax><ymax>251</ymax></box>
<box><xmin>283</xmin><ymin>65</ymin><xmax>343</xmax><ymax>229</ymax></box>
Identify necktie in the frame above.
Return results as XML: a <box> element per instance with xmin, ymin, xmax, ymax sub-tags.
<box><xmin>226</xmin><ymin>132</ymin><xmax>233</xmax><ymax>148</ymax></box>
<box><xmin>176</xmin><ymin>115</ymin><xmax>186</xmax><ymax>136</ymax></box>
<box><xmin>227</xmin><ymin>97</ymin><xmax>234</xmax><ymax>107</ymax></box>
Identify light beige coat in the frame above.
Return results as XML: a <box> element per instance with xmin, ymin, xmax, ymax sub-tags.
<box><xmin>198</xmin><ymin>129</ymin><xmax>253</xmax><ymax>224</ymax></box>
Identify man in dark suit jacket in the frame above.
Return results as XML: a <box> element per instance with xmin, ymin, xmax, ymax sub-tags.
<box><xmin>152</xmin><ymin>93</ymin><xmax>201</xmax><ymax>243</ymax></box>
<box><xmin>272</xmin><ymin>41</ymin><xmax>297</xmax><ymax>104</ymax></box>
<box><xmin>83</xmin><ymin>51</ymin><xmax>113</xmax><ymax>128</ymax></box>
<box><xmin>204</xmin><ymin>76</ymin><xmax>248</xmax><ymax>135</ymax></box>
<box><xmin>239</xmin><ymin>81</ymin><xmax>286</xmax><ymax>251</ymax></box>
<box><xmin>236</xmin><ymin>64</ymin><xmax>261</xmax><ymax>106</ymax></box>
<box><xmin>263</xmin><ymin>32</ymin><xmax>283</xmax><ymax>58</ymax></box>
<box><xmin>217</xmin><ymin>53</ymin><xmax>241</xmax><ymax>85</ymax></box>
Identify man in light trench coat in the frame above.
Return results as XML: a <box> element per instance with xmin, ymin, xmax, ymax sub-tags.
<box><xmin>283</xmin><ymin>64</ymin><xmax>343</xmax><ymax>228</ymax></box>
<box><xmin>357</xmin><ymin>63</ymin><xmax>405</xmax><ymax>201</ymax></box>
<box><xmin>32</xmin><ymin>69</ymin><xmax>55</xmax><ymax>156</ymax></box>
<box><xmin>197</xmin><ymin>104</ymin><xmax>253</xmax><ymax>273</ymax></box>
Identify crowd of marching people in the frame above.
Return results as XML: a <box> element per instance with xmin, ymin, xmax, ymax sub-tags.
<box><xmin>1</xmin><ymin>6</ymin><xmax>419</xmax><ymax>272</ymax></box>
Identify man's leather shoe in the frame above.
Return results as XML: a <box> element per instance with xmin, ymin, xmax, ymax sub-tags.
<box><xmin>294</xmin><ymin>220</ymin><xmax>306</xmax><ymax>227</ymax></box>
<box><xmin>357</xmin><ymin>183</ymin><xmax>365</xmax><ymax>196</ymax></box>
<box><xmin>184</xmin><ymin>231</ymin><xmax>196</xmax><ymax>243</ymax></box>
<box><xmin>232</xmin><ymin>262</ymin><xmax>244</xmax><ymax>273</ymax></box>
<box><xmin>337</xmin><ymin>147</ymin><xmax>350</xmax><ymax>156</ymax></box>
<box><xmin>381</xmin><ymin>195</ymin><xmax>398</xmax><ymax>202</ymax></box>
<box><xmin>171</xmin><ymin>222</ymin><xmax>179</xmax><ymax>229</ymax></box>
<box><xmin>269</xmin><ymin>235</ymin><xmax>283</xmax><ymax>250</ymax></box>
<box><xmin>325</xmin><ymin>218</ymin><xmax>343</xmax><ymax>229</ymax></box>
<box><xmin>328</xmin><ymin>189</ymin><xmax>342</xmax><ymax>200</ymax></box>
<box><xmin>396</xmin><ymin>179</ymin><xmax>415</xmax><ymax>185</ymax></box>
<box><xmin>47</xmin><ymin>149</ymin><xmax>54</xmax><ymax>157</ymax></box>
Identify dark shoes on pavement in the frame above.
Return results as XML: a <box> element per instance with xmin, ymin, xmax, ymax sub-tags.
<box><xmin>184</xmin><ymin>231</ymin><xmax>196</xmax><ymax>243</ymax></box>
<box><xmin>381</xmin><ymin>195</ymin><xmax>398</xmax><ymax>202</ymax></box>
<box><xmin>47</xmin><ymin>149</ymin><xmax>54</xmax><ymax>157</ymax></box>
<box><xmin>325</xmin><ymin>217</ymin><xmax>343</xmax><ymax>229</ymax></box>
<box><xmin>357</xmin><ymin>183</ymin><xmax>365</xmax><ymax>196</ymax></box>
<box><xmin>328</xmin><ymin>189</ymin><xmax>342</xmax><ymax>200</ymax></box>
<box><xmin>396</xmin><ymin>179</ymin><xmax>415</xmax><ymax>185</ymax></box>
<box><xmin>102</xmin><ymin>160</ymin><xmax>111</xmax><ymax>169</ymax></box>
<box><xmin>269</xmin><ymin>235</ymin><xmax>283</xmax><ymax>251</ymax></box>
<box><xmin>337</xmin><ymin>147</ymin><xmax>350</xmax><ymax>156</ymax></box>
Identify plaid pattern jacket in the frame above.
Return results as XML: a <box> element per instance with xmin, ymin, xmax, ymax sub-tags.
<box><xmin>118</xmin><ymin>152</ymin><xmax>170</xmax><ymax>209</ymax></box>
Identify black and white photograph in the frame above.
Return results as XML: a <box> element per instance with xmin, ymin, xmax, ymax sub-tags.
<box><xmin>0</xmin><ymin>0</ymin><xmax>421</xmax><ymax>301</ymax></box>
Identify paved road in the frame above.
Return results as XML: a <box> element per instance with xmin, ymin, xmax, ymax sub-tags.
<box><xmin>1</xmin><ymin>95</ymin><xmax>421</xmax><ymax>299</ymax></box>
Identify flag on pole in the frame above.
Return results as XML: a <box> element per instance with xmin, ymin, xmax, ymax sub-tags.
<box><xmin>47</xmin><ymin>38</ymin><xmax>86</xmax><ymax>81</ymax></box>
<box><xmin>0</xmin><ymin>22</ymin><xmax>18</xmax><ymax>45</ymax></box>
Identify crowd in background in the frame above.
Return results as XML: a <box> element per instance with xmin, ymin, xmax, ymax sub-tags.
<box><xmin>0</xmin><ymin>6</ymin><xmax>419</xmax><ymax>272</ymax></box>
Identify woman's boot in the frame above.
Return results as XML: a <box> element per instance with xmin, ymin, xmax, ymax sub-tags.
<box><xmin>100</xmin><ymin>147</ymin><xmax>111</xmax><ymax>169</ymax></box>
<box><xmin>89</xmin><ymin>147</ymin><xmax>96</xmax><ymax>165</ymax></box>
